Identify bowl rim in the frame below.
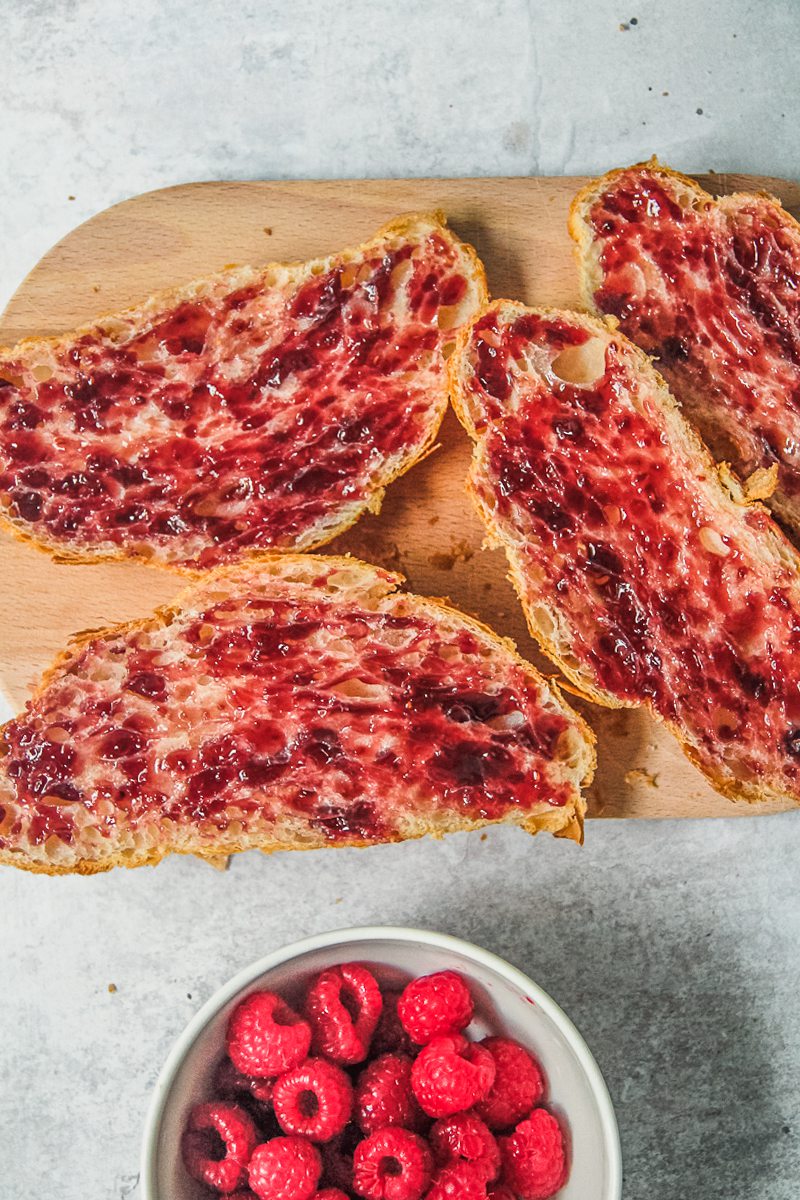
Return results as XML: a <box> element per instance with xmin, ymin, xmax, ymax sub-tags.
<box><xmin>141</xmin><ymin>924</ymin><xmax>622</xmax><ymax>1200</ymax></box>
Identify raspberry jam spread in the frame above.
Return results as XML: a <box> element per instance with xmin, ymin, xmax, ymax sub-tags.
<box><xmin>460</xmin><ymin>307</ymin><xmax>800</xmax><ymax>802</ymax></box>
<box><xmin>0</xmin><ymin>218</ymin><xmax>481</xmax><ymax>567</ymax></box>
<box><xmin>584</xmin><ymin>165</ymin><xmax>800</xmax><ymax>536</ymax></box>
<box><xmin>0</xmin><ymin>558</ymin><xmax>589</xmax><ymax>871</ymax></box>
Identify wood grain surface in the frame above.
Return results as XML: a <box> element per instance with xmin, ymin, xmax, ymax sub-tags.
<box><xmin>2</xmin><ymin>173</ymin><xmax>798</xmax><ymax>820</ymax></box>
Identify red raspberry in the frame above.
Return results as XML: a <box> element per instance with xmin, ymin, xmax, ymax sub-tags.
<box><xmin>499</xmin><ymin>1108</ymin><xmax>567</xmax><ymax>1200</ymax></box>
<box><xmin>273</xmin><ymin>1058</ymin><xmax>353</xmax><ymax>1142</ymax></box>
<box><xmin>425</xmin><ymin>1161</ymin><xmax>488</xmax><ymax>1199</ymax></box>
<box><xmin>398</xmin><ymin>971</ymin><xmax>474</xmax><ymax>1045</ymax></box>
<box><xmin>215</xmin><ymin>1055</ymin><xmax>275</xmax><ymax>1104</ymax></box>
<box><xmin>352</xmin><ymin>1127</ymin><xmax>433</xmax><ymax>1200</ymax></box>
<box><xmin>355</xmin><ymin>1054</ymin><xmax>425</xmax><ymax>1134</ymax></box>
<box><xmin>430</xmin><ymin>1112</ymin><xmax>500</xmax><ymax>1182</ymax></box>
<box><xmin>411</xmin><ymin>1035</ymin><xmax>496</xmax><ymax>1118</ymax></box>
<box><xmin>181</xmin><ymin>1101</ymin><xmax>258</xmax><ymax>1193</ymax></box>
<box><xmin>228</xmin><ymin>991</ymin><xmax>312</xmax><ymax>1077</ymax></box>
<box><xmin>314</xmin><ymin>1191</ymin><xmax>350</xmax><ymax>1200</ymax></box>
<box><xmin>372</xmin><ymin>990</ymin><xmax>415</xmax><ymax>1056</ymax></box>
<box><xmin>475</xmin><ymin>1037</ymin><xmax>545</xmax><ymax>1131</ymax></box>
<box><xmin>305</xmin><ymin>963</ymin><xmax>383</xmax><ymax>1064</ymax></box>
<box><xmin>248</xmin><ymin>1136</ymin><xmax>322</xmax><ymax>1200</ymax></box>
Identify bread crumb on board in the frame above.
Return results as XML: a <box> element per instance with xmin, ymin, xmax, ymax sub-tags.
<box><xmin>429</xmin><ymin>540</ymin><xmax>475</xmax><ymax>571</ymax></box>
<box><xmin>624</xmin><ymin>768</ymin><xmax>660</xmax><ymax>789</ymax></box>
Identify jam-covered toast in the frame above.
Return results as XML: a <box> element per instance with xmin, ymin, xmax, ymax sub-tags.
<box><xmin>450</xmin><ymin>302</ymin><xmax>800</xmax><ymax>807</ymax></box>
<box><xmin>0</xmin><ymin>554</ymin><xmax>594</xmax><ymax>874</ymax></box>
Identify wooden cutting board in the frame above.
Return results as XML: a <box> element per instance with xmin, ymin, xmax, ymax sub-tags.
<box><xmin>2</xmin><ymin>173</ymin><xmax>798</xmax><ymax>820</ymax></box>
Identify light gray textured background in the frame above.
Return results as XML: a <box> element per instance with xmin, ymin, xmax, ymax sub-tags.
<box><xmin>2</xmin><ymin>3</ymin><xmax>800</xmax><ymax>1198</ymax></box>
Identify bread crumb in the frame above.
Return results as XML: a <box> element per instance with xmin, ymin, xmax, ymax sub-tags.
<box><xmin>108</xmin><ymin>983</ymin><xmax>117</xmax><ymax>993</ymax></box>
<box><xmin>429</xmin><ymin>541</ymin><xmax>475</xmax><ymax>571</ymax></box>
<box><xmin>68</xmin><ymin>195</ymin><xmax>76</xmax><ymax>201</ymax></box>
<box><xmin>92</xmin><ymin>284</ymin><xmax>101</xmax><ymax>293</ymax></box>
<box><xmin>263</xmin><ymin>227</ymin><xmax>273</xmax><ymax>236</ymax></box>
<box><xmin>619</xmin><ymin>22</ymin><xmax>629</xmax><ymax>31</ymax></box>
<box><xmin>744</xmin><ymin>463</ymin><xmax>778</xmax><ymax>502</ymax></box>
<box><xmin>480</xmin><ymin>832</ymin><xmax>488</xmax><ymax>842</ymax></box>
<box><xmin>625</xmin><ymin>768</ymin><xmax>660</xmax><ymax>789</ymax></box>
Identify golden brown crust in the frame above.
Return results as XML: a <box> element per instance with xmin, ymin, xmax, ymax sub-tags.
<box><xmin>448</xmin><ymin>300</ymin><xmax>800</xmax><ymax>809</ymax></box>
<box><xmin>0</xmin><ymin>212</ymin><xmax>488</xmax><ymax>569</ymax></box>
<box><xmin>0</xmin><ymin>551</ymin><xmax>594</xmax><ymax>874</ymax></box>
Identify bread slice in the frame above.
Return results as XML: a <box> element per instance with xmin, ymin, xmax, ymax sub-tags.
<box><xmin>0</xmin><ymin>553</ymin><xmax>594</xmax><ymax>874</ymax></box>
<box><xmin>0</xmin><ymin>213</ymin><xmax>486</xmax><ymax>568</ymax></box>
<box><xmin>570</xmin><ymin>159</ymin><xmax>800</xmax><ymax>539</ymax></box>
<box><xmin>449</xmin><ymin>301</ymin><xmax>800</xmax><ymax>807</ymax></box>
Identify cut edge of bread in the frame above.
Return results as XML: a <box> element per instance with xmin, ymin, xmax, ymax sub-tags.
<box><xmin>0</xmin><ymin>551</ymin><xmax>595</xmax><ymax>876</ymax></box>
<box><xmin>448</xmin><ymin>300</ymin><xmax>800</xmax><ymax>808</ymax></box>
<box><xmin>0</xmin><ymin>212</ymin><xmax>488</xmax><ymax>569</ymax></box>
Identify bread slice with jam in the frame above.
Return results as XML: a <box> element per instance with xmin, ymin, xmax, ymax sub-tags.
<box><xmin>450</xmin><ymin>301</ymin><xmax>800</xmax><ymax>807</ymax></box>
<box><xmin>0</xmin><ymin>553</ymin><xmax>594</xmax><ymax>874</ymax></box>
<box><xmin>570</xmin><ymin>160</ymin><xmax>800</xmax><ymax>540</ymax></box>
<box><xmin>0</xmin><ymin>213</ymin><xmax>486</xmax><ymax>568</ymax></box>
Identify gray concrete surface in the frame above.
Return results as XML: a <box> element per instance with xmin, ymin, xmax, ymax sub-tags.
<box><xmin>2</xmin><ymin>3</ymin><xmax>800</xmax><ymax>1198</ymax></box>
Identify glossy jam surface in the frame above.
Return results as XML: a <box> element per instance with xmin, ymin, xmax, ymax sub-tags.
<box><xmin>465</xmin><ymin>309</ymin><xmax>800</xmax><ymax>796</ymax></box>
<box><xmin>588</xmin><ymin>167</ymin><xmax>800</xmax><ymax>524</ymax></box>
<box><xmin>0</xmin><ymin>224</ymin><xmax>477</xmax><ymax>566</ymax></box>
<box><xmin>0</xmin><ymin>563</ymin><xmax>579</xmax><ymax>867</ymax></box>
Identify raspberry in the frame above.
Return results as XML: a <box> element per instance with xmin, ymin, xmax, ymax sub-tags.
<box><xmin>411</xmin><ymin>1034</ymin><xmax>496</xmax><ymax>1118</ymax></box>
<box><xmin>215</xmin><ymin>1055</ymin><xmax>276</xmax><ymax>1104</ymax></box>
<box><xmin>398</xmin><ymin>971</ymin><xmax>474</xmax><ymax>1045</ymax></box>
<box><xmin>425</xmin><ymin>1161</ymin><xmax>488</xmax><ymax>1199</ymax></box>
<box><xmin>499</xmin><ymin>1108</ymin><xmax>566</xmax><ymax>1200</ymax></box>
<box><xmin>314</xmin><ymin>1191</ymin><xmax>350</xmax><ymax>1200</ymax></box>
<box><xmin>430</xmin><ymin>1112</ymin><xmax>500</xmax><ymax>1182</ymax></box>
<box><xmin>372</xmin><ymin>990</ymin><xmax>415</xmax><ymax>1056</ymax></box>
<box><xmin>248</xmin><ymin>1136</ymin><xmax>322</xmax><ymax>1200</ymax></box>
<box><xmin>355</xmin><ymin>1053</ymin><xmax>425</xmax><ymax>1135</ymax></box>
<box><xmin>228</xmin><ymin>991</ymin><xmax>312</xmax><ymax>1077</ymax></box>
<box><xmin>273</xmin><ymin>1058</ymin><xmax>354</xmax><ymax>1142</ymax></box>
<box><xmin>181</xmin><ymin>1101</ymin><xmax>258</xmax><ymax>1193</ymax></box>
<box><xmin>305</xmin><ymin>963</ymin><xmax>383</xmax><ymax>1064</ymax></box>
<box><xmin>475</xmin><ymin>1037</ymin><xmax>545</xmax><ymax>1131</ymax></box>
<box><xmin>352</xmin><ymin>1127</ymin><xmax>433</xmax><ymax>1200</ymax></box>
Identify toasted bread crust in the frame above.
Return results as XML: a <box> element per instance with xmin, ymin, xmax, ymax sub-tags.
<box><xmin>0</xmin><ymin>552</ymin><xmax>594</xmax><ymax>874</ymax></box>
<box><xmin>449</xmin><ymin>301</ymin><xmax>800</xmax><ymax>808</ymax></box>
<box><xmin>0</xmin><ymin>212</ymin><xmax>487</xmax><ymax>568</ymax></box>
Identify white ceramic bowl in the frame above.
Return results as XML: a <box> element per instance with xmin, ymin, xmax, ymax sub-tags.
<box><xmin>141</xmin><ymin>926</ymin><xmax>622</xmax><ymax>1200</ymax></box>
